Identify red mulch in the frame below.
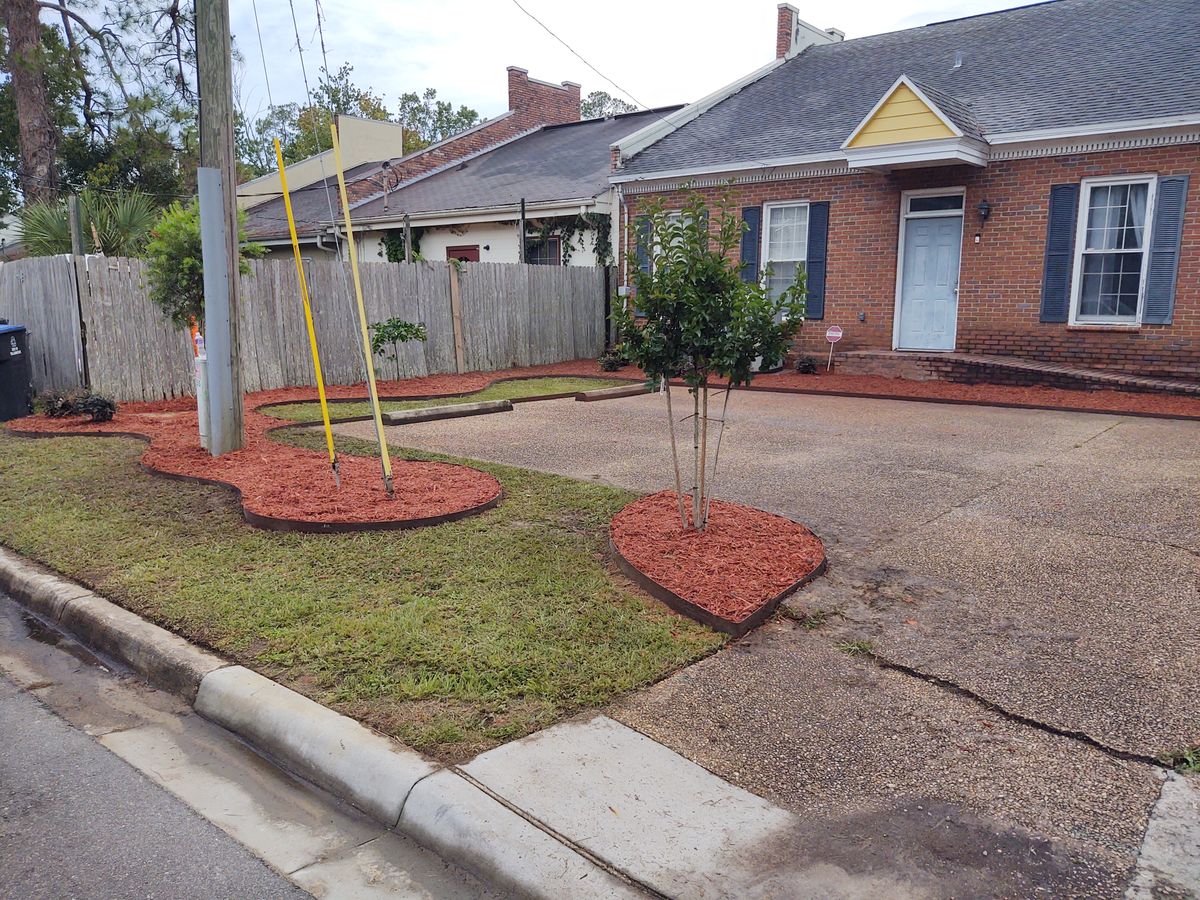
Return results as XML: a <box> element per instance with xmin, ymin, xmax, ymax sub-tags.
<box><xmin>8</xmin><ymin>397</ymin><xmax>503</xmax><ymax>528</ymax></box>
<box><xmin>734</xmin><ymin>369</ymin><xmax>1200</xmax><ymax>418</ymax></box>
<box><xmin>610</xmin><ymin>491</ymin><xmax>825</xmax><ymax>625</ymax></box>
<box><xmin>551</xmin><ymin>361</ymin><xmax>1200</xmax><ymax>419</ymax></box>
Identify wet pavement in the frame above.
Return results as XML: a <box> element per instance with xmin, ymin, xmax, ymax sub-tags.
<box><xmin>337</xmin><ymin>389</ymin><xmax>1200</xmax><ymax>896</ymax></box>
<box><xmin>0</xmin><ymin>595</ymin><xmax>499</xmax><ymax>900</ymax></box>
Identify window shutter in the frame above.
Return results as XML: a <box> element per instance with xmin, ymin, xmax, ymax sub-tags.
<box><xmin>740</xmin><ymin>206</ymin><xmax>761</xmax><ymax>283</ymax></box>
<box><xmin>1039</xmin><ymin>183</ymin><xmax>1079</xmax><ymax>323</ymax></box>
<box><xmin>635</xmin><ymin>216</ymin><xmax>652</xmax><ymax>276</ymax></box>
<box><xmin>805</xmin><ymin>201</ymin><xmax>829</xmax><ymax>320</ymax></box>
<box><xmin>1143</xmin><ymin>175</ymin><xmax>1189</xmax><ymax>325</ymax></box>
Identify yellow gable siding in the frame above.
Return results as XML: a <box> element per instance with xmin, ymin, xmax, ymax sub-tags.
<box><xmin>847</xmin><ymin>83</ymin><xmax>955</xmax><ymax>148</ymax></box>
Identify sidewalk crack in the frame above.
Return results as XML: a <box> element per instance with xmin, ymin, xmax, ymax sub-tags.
<box><xmin>448</xmin><ymin>766</ymin><xmax>669</xmax><ymax>899</ymax></box>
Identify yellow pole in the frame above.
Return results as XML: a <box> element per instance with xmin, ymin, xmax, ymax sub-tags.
<box><xmin>330</xmin><ymin>122</ymin><xmax>394</xmax><ymax>497</ymax></box>
<box><xmin>274</xmin><ymin>138</ymin><xmax>339</xmax><ymax>485</ymax></box>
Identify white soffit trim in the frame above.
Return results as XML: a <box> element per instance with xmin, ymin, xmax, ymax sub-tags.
<box><xmin>843</xmin><ymin>136</ymin><xmax>989</xmax><ymax>171</ymax></box>
<box><xmin>987</xmin><ymin>115</ymin><xmax>1200</xmax><ymax>144</ymax></box>
<box><xmin>612</xmin><ymin>58</ymin><xmax>787</xmax><ymax>162</ymax></box>
<box><xmin>350</xmin><ymin>197</ymin><xmax>601</xmax><ymax>230</ymax></box>
<box><xmin>840</xmin><ymin>74</ymin><xmax>964</xmax><ymax>150</ymax></box>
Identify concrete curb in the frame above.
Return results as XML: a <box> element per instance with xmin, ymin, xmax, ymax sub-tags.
<box><xmin>195</xmin><ymin>666</ymin><xmax>436</xmax><ymax>828</ymax></box>
<box><xmin>0</xmin><ymin>546</ymin><xmax>645</xmax><ymax>897</ymax></box>
<box><xmin>399</xmin><ymin>769</ymin><xmax>644</xmax><ymax>898</ymax></box>
<box><xmin>0</xmin><ymin>547</ymin><xmax>226</xmax><ymax>701</ymax></box>
<box><xmin>382</xmin><ymin>398</ymin><xmax>513</xmax><ymax>425</ymax></box>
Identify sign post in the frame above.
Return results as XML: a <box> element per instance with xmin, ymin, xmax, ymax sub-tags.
<box><xmin>825</xmin><ymin>325</ymin><xmax>843</xmax><ymax>371</ymax></box>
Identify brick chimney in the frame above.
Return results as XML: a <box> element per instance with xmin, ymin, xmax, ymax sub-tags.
<box><xmin>776</xmin><ymin>4</ymin><xmax>843</xmax><ymax>59</ymax></box>
<box><xmin>507</xmin><ymin>67</ymin><xmax>581</xmax><ymax>127</ymax></box>
<box><xmin>384</xmin><ymin>67</ymin><xmax>584</xmax><ymax>185</ymax></box>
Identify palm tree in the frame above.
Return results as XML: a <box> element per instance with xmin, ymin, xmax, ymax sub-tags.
<box><xmin>17</xmin><ymin>189</ymin><xmax>160</xmax><ymax>257</ymax></box>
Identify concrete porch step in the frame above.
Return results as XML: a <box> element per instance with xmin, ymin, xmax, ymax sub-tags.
<box><xmin>837</xmin><ymin>351</ymin><xmax>1200</xmax><ymax>396</ymax></box>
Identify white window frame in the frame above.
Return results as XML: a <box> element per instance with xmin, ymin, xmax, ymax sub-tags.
<box><xmin>1068</xmin><ymin>174</ymin><xmax>1157</xmax><ymax>327</ymax></box>
<box><xmin>891</xmin><ymin>186</ymin><xmax>965</xmax><ymax>351</ymax></box>
<box><xmin>759</xmin><ymin>200</ymin><xmax>810</xmax><ymax>295</ymax></box>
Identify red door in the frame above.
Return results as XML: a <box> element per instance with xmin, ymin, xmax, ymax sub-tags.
<box><xmin>446</xmin><ymin>245</ymin><xmax>480</xmax><ymax>262</ymax></box>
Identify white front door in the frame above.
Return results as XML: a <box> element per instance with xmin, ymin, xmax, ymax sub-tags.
<box><xmin>896</xmin><ymin>202</ymin><xmax>963</xmax><ymax>351</ymax></box>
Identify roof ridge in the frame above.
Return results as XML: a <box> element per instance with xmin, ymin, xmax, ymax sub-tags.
<box><xmin>347</xmin><ymin>125</ymin><xmax>547</xmax><ymax>214</ymax></box>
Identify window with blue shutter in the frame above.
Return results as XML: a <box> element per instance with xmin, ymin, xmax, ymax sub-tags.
<box><xmin>1143</xmin><ymin>175</ymin><xmax>1189</xmax><ymax>325</ymax></box>
<box><xmin>1039</xmin><ymin>183</ymin><xmax>1079</xmax><ymax>323</ymax></box>
<box><xmin>635</xmin><ymin>216</ymin><xmax>652</xmax><ymax>276</ymax></box>
<box><xmin>805</xmin><ymin>202</ymin><xmax>829</xmax><ymax>320</ymax></box>
<box><xmin>740</xmin><ymin>207</ymin><xmax>761</xmax><ymax>283</ymax></box>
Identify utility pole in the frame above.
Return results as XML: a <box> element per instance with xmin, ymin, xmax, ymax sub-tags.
<box><xmin>196</xmin><ymin>0</ymin><xmax>243</xmax><ymax>454</ymax></box>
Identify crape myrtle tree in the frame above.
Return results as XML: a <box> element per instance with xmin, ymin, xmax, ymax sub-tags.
<box><xmin>618</xmin><ymin>192</ymin><xmax>806</xmax><ymax>531</ymax></box>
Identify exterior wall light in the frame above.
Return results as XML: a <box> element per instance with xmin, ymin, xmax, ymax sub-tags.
<box><xmin>977</xmin><ymin>200</ymin><xmax>992</xmax><ymax>222</ymax></box>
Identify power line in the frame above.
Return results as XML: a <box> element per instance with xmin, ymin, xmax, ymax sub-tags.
<box><xmin>250</xmin><ymin>0</ymin><xmax>276</xmax><ymax>110</ymax></box>
<box><xmin>508</xmin><ymin>0</ymin><xmax>646</xmax><ymax>111</ymax></box>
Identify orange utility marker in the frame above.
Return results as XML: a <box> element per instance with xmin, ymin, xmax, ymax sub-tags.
<box><xmin>330</xmin><ymin>122</ymin><xmax>394</xmax><ymax>497</ymax></box>
<box><xmin>274</xmin><ymin>138</ymin><xmax>340</xmax><ymax>485</ymax></box>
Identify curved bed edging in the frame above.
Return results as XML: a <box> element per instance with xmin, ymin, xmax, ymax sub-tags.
<box><xmin>609</xmin><ymin>536</ymin><xmax>827</xmax><ymax>638</ymax></box>
<box><xmin>6</xmin><ymin>426</ymin><xmax>503</xmax><ymax>534</ymax></box>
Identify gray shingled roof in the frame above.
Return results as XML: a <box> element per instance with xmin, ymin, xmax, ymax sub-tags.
<box><xmin>620</xmin><ymin>0</ymin><xmax>1200</xmax><ymax>176</ymax></box>
<box><xmin>243</xmin><ymin>162</ymin><xmax>378</xmax><ymax>241</ymax></box>
<box><xmin>351</xmin><ymin>108</ymin><xmax>675</xmax><ymax>221</ymax></box>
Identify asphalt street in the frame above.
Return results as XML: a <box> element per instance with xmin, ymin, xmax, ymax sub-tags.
<box><xmin>0</xmin><ymin>670</ymin><xmax>310</xmax><ymax>900</ymax></box>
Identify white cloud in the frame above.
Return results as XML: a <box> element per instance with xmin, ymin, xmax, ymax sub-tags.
<box><xmin>231</xmin><ymin>0</ymin><xmax>1028</xmax><ymax>120</ymax></box>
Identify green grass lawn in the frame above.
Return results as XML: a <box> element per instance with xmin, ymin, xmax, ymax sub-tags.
<box><xmin>0</xmin><ymin>425</ymin><xmax>721</xmax><ymax>761</ymax></box>
<box><xmin>260</xmin><ymin>376</ymin><xmax>629</xmax><ymax>423</ymax></box>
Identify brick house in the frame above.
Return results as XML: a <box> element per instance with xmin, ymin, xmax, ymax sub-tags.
<box><xmin>611</xmin><ymin>0</ymin><xmax>1200</xmax><ymax>380</ymax></box>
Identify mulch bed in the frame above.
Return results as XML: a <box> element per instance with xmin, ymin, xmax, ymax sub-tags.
<box><xmin>8</xmin><ymin>400</ymin><xmax>502</xmax><ymax>531</ymax></box>
<box><xmin>578</xmin><ymin>363</ymin><xmax>1200</xmax><ymax>419</ymax></box>
<box><xmin>735</xmin><ymin>370</ymin><xmax>1200</xmax><ymax>419</ymax></box>
<box><xmin>610</xmin><ymin>491</ymin><xmax>826</xmax><ymax>636</ymax></box>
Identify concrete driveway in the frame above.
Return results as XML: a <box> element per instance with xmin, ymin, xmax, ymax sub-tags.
<box><xmin>339</xmin><ymin>389</ymin><xmax>1200</xmax><ymax>897</ymax></box>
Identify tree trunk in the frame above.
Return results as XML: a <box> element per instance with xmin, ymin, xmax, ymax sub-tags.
<box><xmin>691</xmin><ymin>388</ymin><xmax>701</xmax><ymax>529</ymax></box>
<box><xmin>3</xmin><ymin>0</ymin><xmax>58</xmax><ymax>203</ymax></box>
<box><xmin>698</xmin><ymin>382</ymin><xmax>709</xmax><ymax>529</ymax></box>
<box><xmin>663</xmin><ymin>379</ymin><xmax>687</xmax><ymax>528</ymax></box>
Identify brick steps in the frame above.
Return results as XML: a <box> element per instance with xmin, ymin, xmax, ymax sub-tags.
<box><xmin>837</xmin><ymin>351</ymin><xmax>1200</xmax><ymax>396</ymax></box>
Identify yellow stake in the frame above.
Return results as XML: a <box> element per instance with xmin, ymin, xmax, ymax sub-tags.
<box><xmin>274</xmin><ymin>138</ymin><xmax>339</xmax><ymax>485</ymax></box>
<box><xmin>330</xmin><ymin>123</ymin><xmax>394</xmax><ymax>496</ymax></box>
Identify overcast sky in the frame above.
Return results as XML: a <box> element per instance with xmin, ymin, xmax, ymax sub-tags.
<box><xmin>230</xmin><ymin>0</ymin><xmax>1029</xmax><ymax>121</ymax></box>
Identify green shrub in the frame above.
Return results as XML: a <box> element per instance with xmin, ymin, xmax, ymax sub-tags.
<box><xmin>795</xmin><ymin>355</ymin><xmax>818</xmax><ymax>375</ymax></box>
<box><xmin>144</xmin><ymin>200</ymin><xmax>265</xmax><ymax>329</ymax></box>
<box><xmin>598</xmin><ymin>349</ymin><xmax>627</xmax><ymax>372</ymax></box>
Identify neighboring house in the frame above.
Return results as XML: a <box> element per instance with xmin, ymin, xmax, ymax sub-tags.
<box><xmin>0</xmin><ymin>216</ymin><xmax>25</xmax><ymax>261</ymax></box>
<box><xmin>611</xmin><ymin>0</ymin><xmax>1200</xmax><ymax>379</ymax></box>
<box><xmin>347</xmin><ymin>107</ymin><xmax>678</xmax><ymax>267</ymax></box>
<box><xmin>244</xmin><ymin>67</ymin><xmax>638</xmax><ymax>266</ymax></box>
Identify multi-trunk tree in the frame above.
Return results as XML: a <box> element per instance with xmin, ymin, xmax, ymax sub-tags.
<box><xmin>619</xmin><ymin>193</ymin><xmax>806</xmax><ymax>531</ymax></box>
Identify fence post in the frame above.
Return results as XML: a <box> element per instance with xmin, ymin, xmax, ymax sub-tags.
<box><xmin>447</xmin><ymin>262</ymin><xmax>467</xmax><ymax>373</ymax></box>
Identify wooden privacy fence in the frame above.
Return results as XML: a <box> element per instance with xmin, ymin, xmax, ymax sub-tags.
<box><xmin>0</xmin><ymin>256</ymin><xmax>608</xmax><ymax>402</ymax></box>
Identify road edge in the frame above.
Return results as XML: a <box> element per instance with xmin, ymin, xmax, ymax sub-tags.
<box><xmin>0</xmin><ymin>544</ymin><xmax>644</xmax><ymax>899</ymax></box>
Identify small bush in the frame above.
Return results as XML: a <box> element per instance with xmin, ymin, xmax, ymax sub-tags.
<box><xmin>73</xmin><ymin>393</ymin><xmax>118</xmax><ymax>422</ymax></box>
<box><xmin>598</xmin><ymin>349</ymin><xmax>627</xmax><ymax>372</ymax></box>
<box><xmin>36</xmin><ymin>388</ymin><xmax>84</xmax><ymax>418</ymax></box>
<box><xmin>795</xmin><ymin>355</ymin><xmax>819</xmax><ymax>375</ymax></box>
<box><xmin>34</xmin><ymin>388</ymin><xmax>118</xmax><ymax>421</ymax></box>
